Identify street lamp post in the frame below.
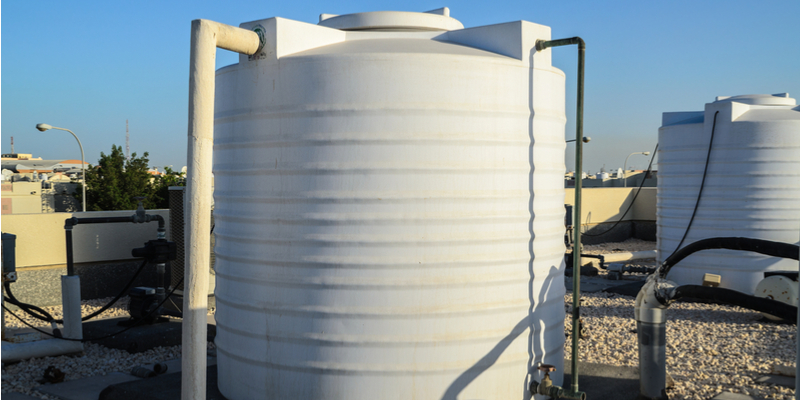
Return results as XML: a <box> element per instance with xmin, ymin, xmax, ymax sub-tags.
<box><xmin>623</xmin><ymin>151</ymin><xmax>650</xmax><ymax>188</ymax></box>
<box><xmin>35</xmin><ymin>124</ymin><xmax>86</xmax><ymax>212</ymax></box>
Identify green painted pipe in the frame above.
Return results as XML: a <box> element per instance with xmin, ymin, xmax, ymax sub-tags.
<box><xmin>536</xmin><ymin>37</ymin><xmax>586</xmax><ymax>399</ymax></box>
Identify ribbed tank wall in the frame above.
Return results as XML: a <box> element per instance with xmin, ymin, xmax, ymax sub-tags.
<box><xmin>657</xmin><ymin>94</ymin><xmax>800</xmax><ymax>294</ymax></box>
<box><xmin>213</xmin><ymin>18</ymin><xmax>566</xmax><ymax>400</ymax></box>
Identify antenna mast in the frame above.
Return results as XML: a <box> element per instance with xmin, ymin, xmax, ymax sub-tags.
<box><xmin>126</xmin><ymin>120</ymin><xmax>130</xmax><ymax>160</ymax></box>
<box><xmin>10</xmin><ymin>136</ymin><xmax>14</xmax><ymax>154</ymax></box>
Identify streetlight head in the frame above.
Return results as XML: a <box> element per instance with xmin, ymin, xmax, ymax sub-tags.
<box><xmin>36</xmin><ymin>123</ymin><xmax>52</xmax><ymax>132</ymax></box>
<box><xmin>582</xmin><ymin>136</ymin><xmax>591</xmax><ymax>143</ymax></box>
<box><xmin>643</xmin><ymin>151</ymin><xmax>651</xmax><ymax>156</ymax></box>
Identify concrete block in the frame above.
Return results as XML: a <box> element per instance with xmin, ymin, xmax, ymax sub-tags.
<box><xmin>710</xmin><ymin>392</ymin><xmax>766</xmax><ymax>400</ymax></box>
<box><xmin>35</xmin><ymin>371</ymin><xmax>140</xmax><ymax>400</ymax></box>
<box><xmin>755</xmin><ymin>374</ymin><xmax>795</xmax><ymax>388</ymax></box>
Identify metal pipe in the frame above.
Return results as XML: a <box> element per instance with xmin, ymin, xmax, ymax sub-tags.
<box><xmin>185</xmin><ymin>19</ymin><xmax>259</xmax><ymax>400</ymax></box>
<box><xmin>65</xmin><ymin>225</ymin><xmax>75</xmax><ymax>276</ymax></box>
<box><xmin>35</xmin><ymin>125</ymin><xmax>86</xmax><ymax>212</ymax></box>
<box><xmin>64</xmin><ymin>213</ymin><xmax>166</xmax><ymax>277</ymax></box>
<box><xmin>537</xmin><ymin>36</ymin><xmax>586</xmax><ymax>398</ymax></box>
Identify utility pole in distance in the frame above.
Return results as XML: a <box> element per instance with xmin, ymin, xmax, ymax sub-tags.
<box><xmin>126</xmin><ymin>120</ymin><xmax>130</xmax><ymax>160</ymax></box>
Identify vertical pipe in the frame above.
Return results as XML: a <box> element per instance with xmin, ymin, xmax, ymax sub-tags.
<box><xmin>571</xmin><ymin>39</ymin><xmax>585</xmax><ymax>395</ymax></box>
<box><xmin>184</xmin><ymin>19</ymin><xmax>259</xmax><ymax>400</ymax></box>
<box><xmin>65</xmin><ymin>226</ymin><xmax>75</xmax><ymax>276</ymax></box>
<box><xmin>184</xmin><ymin>20</ymin><xmax>216</xmax><ymax>400</ymax></box>
<box><xmin>1</xmin><ymin>283</ymin><xmax>5</xmax><ymax>341</ymax></box>
<box><xmin>60</xmin><ymin>275</ymin><xmax>83</xmax><ymax>342</ymax></box>
<box><xmin>637</xmin><ymin>320</ymin><xmax>667</xmax><ymax>399</ymax></box>
<box><xmin>536</xmin><ymin>37</ymin><xmax>585</xmax><ymax>396</ymax></box>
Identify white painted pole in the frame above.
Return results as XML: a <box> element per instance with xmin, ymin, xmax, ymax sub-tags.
<box><xmin>184</xmin><ymin>19</ymin><xmax>259</xmax><ymax>400</ymax></box>
<box><xmin>61</xmin><ymin>275</ymin><xmax>83</xmax><ymax>341</ymax></box>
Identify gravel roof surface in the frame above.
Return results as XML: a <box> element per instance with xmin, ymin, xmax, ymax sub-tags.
<box><xmin>2</xmin><ymin>297</ymin><xmax>214</xmax><ymax>399</ymax></box>
<box><xmin>569</xmin><ymin>239</ymin><xmax>797</xmax><ymax>400</ymax></box>
<box><xmin>3</xmin><ymin>241</ymin><xmax>796</xmax><ymax>400</ymax></box>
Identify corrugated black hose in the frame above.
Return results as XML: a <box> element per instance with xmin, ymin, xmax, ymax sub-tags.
<box><xmin>671</xmin><ymin>285</ymin><xmax>798</xmax><ymax>322</ymax></box>
<box><xmin>660</xmin><ymin>237</ymin><xmax>799</xmax><ymax>278</ymax></box>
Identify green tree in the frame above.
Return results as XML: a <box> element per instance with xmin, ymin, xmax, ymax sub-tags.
<box><xmin>77</xmin><ymin>145</ymin><xmax>161</xmax><ymax>211</ymax></box>
<box><xmin>151</xmin><ymin>166</ymin><xmax>186</xmax><ymax>209</ymax></box>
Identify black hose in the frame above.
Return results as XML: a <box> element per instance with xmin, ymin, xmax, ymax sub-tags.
<box><xmin>582</xmin><ymin>143</ymin><xmax>658</xmax><ymax>237</ymax></box>
<box><xmin>671</xmin><ymin>285</ymin><xmax>797</xmax><ymax>322</ymax></box>
<box><xmin>4</xmin><ymin>258</ymin><xmax>150</xmax><ymax>324</ymax></box>
<box><xmin>661</xmin><ymin>237</ymin><xmax>799</xmax><ymax>278</ymax></box>
<box><xmin>3</xmin><ymin>282</ymin><xmax>57</xmax><ymax>322</ymax></box>
<box><xmin>78</xmin><ymin>258</ymin><xmax>149</xmax><ymax>322</ymax></box>
<box><xmin>665</xmin><ymin>111</ymin><xmax>719</xmax><ymax>258</ymax></box>
<box><xmin>2</xmin><ymin>277</ymin><xmax>185</xmax><ymax>343</ymax></box>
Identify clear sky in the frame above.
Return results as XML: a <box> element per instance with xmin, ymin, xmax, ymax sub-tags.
<box><xmin>3</xmin><ymin>0</ymin><xmax>799</xmax><ymax>173</ymax></box>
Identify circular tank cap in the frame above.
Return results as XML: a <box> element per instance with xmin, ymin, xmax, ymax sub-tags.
<box><xmin>318</xmin><ymin>10</ymin><xmax>464</xmax><ymax>31</ymax></box>
<box><xmin>714</xmin><ymin>93</ymin><xmax>796</xmax><ymax>106</ymax></box>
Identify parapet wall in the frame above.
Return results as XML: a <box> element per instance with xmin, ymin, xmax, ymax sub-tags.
<box><xmin>564</xmin><ymin>187</ymin><xmax>656</xmax><ymax>243</ymax></box>
<box><xmin>2</xmin><ymin>210</ymin><xmax>171</xmax><ymax>306</ymax></box>
<box><xmin>2</xmin><ymin>210</ymin><xmax>170</xmax><ymax>268</ymax></box>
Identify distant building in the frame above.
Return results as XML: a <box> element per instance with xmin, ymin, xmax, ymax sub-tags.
<box><xmin>1</xmin><ymin>153</ymin><xmax>83</xmax><ymax>214</ymax></box>
<box><xmin>1</xmin><ymin>153</ymin><xmax>42</xmax><ymax>161</ymax></box>
<box><xmin>565</xmin><ymin>169</ymin><xmax>657</xmax><ymax>188</ymax></box>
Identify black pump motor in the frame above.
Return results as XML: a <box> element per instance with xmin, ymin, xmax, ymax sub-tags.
<box><xmin>131</xmin><ymin>239</ymin><xmax>176</xmax><ymax>264</ymax></box>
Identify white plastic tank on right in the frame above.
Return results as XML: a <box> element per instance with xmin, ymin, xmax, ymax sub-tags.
<box><xmin>657</xmin><ymin>93</ymin><xmax>800</xmax><ymax>294</ymax></box>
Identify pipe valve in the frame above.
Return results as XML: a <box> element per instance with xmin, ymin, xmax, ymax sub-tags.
<box><xmin>529</xmin><ymin>364</ymin><xmax>586</xmax><ymax>400</ymax></box>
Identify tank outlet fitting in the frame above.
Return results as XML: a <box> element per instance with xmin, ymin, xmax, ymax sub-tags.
<box><xmin>529</xmin><ymin>364</ymin><xmax>586</xmax><ymax>400</ymax></box>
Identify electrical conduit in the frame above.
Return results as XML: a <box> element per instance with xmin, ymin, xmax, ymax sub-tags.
<box><xmin>184</xmin><ymin>19</ymin><xmax>260</xmax><ymax>400</ymax></box>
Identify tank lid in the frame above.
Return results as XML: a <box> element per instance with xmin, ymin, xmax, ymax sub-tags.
<box><xmin>318</xmin><ymin>8</ymin><xmax>464</xmax><ymax>31</ymax></box>
<box><xmin>714</xmin><ymin>93</ymin><xmax>796</xmax><ymax>106</ymax></box>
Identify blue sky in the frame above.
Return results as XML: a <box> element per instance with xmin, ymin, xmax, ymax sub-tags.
<box><xmin>3</xmin><ymin>0</ymin><xmax>799</xmax><ymax>173</ymax></box>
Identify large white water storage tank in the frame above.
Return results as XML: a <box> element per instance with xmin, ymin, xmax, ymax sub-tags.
<box><xmin>213</xmin><ymin>9</ymin><xmax>567</xmax><ymax>400</ymax></box>
<box><xmin>658</xmin><ymin>93</ymin><xmax>800</xmax><ymax>293</ymax></box>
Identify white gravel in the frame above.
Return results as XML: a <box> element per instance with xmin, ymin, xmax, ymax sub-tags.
<box><xmin>2</xmin><ymin>297</ymin><xmax>215</xmax><ymax>399</ymax></box>
<box><xmin>567</xmin><ymin>239</ymin><xmax>797</xmax><ymax>400</ymax></box>
<box><xmin>4</xmin><ymin>244</ymin><xmax>797</xmax><ymax>400</ymax></box>
<box><xmin>3</xmin><ymin>296</ymin><xmax>132</xmax><ymax>330</ymax></box>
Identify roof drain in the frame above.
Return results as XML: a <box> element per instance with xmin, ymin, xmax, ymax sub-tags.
<box><xmin>184</xmin><ymin>20</ymin><xmax>259</xmax><ymax>400</ymax></box>
<box><xmin>635</xmin><ymin>237</ymin><xmax>799</xmax><ymax>400</ymax></box>
<box><xmin>532</xmin><ymin>37</ymin><xmax>587</xmax><ymax>400</ymax></box>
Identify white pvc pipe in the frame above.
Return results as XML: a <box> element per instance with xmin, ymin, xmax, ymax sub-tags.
<box><xmin>184</xmin><ymin>19</ymin><xmax>259</xmax><ymax>400</ymax></box>
<box><xmin>600</xmin><ymin>250</ymin><xmax>658</xmax><ymax>263</ymax></box>
<box><xmin>61</xmin><ymin>275</ymin><xmax>83</xmax><ymax>341</ymax></box>
<box><xmin>1</xmin><ymin>338</ymin><xmax>84</xmax><ymax>362</ymax></box>
<box><xmin>1</xmin><ymin>275</ymin><xmax>84</xmax><ymax>362</ymax></box>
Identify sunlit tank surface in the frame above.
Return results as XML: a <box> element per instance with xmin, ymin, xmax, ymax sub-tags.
<box><xmin>212</xmin><ymin>9</ymin><xmax>567</xmax><ymax>399</ymax></box>
<box><xmin>658</xmin><ymin>93</ymin><xmax>800</xmax><ymax>294</ymax></box>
